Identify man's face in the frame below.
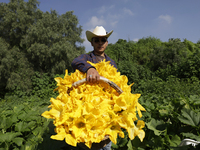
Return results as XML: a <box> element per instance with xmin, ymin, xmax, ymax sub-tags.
<box><xmin>91</xmin><ymin>37</ymin><xmax>108</xmax><ymax>55</ymax></box>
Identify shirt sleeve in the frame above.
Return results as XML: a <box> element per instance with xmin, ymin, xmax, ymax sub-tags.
<box><xmin>111</xmin><ymin>60</ymin><xmax>118</xmax><ymax>69</ymax></box>
<box><xmin>105</xmin><ymin>55</ymin><xmax>118</xmax><ymax>70</ymax></box>
<box><xmin>71</xmin><ymin>54</ymin><xmax>95</xmax><ymax>73</ymax></box>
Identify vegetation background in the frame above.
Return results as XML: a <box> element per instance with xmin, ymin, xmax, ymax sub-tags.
<box><xmin>0</xmin><ymin>0</ymin><xmax>200</xmax><ymax>150</ymax></box>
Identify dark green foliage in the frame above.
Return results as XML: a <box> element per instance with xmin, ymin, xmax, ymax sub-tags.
<box><xmin>21</xmin><ymin>10</ymin><xmax>84</xmax><ymax>74</ymax></box>
<box><xmin>30</xmin><ymin>72</ymin><xmax>58</xmax><ymax>98</ymax></box>
<box><xmin>105</xmin><ymin>37</ymin><xmax>200</xmax><ymax>149</ymax></box>
<box><xmin>106</xmin><ymin>37</ymin><xmax>200</xmax><ymax>82</ymax></box>
<box><xmin>148</xmin><ymin>38</ymin><xmax>188</xmax><ymax>72</ymax></box>
<box><xmin>0</xmin><ymin>0</ymin><xmax>85</xmax><ymax>98</ymax></box>
<box><xmin>0</xmin><ymin>37</ymin><xmax>34</xmax><ymax>98</ymax></box>
<box><xmin>0</xmin><ymin>96</ymin><xmax>51</xmax><ymax>150</ymax></box>
<box><xmin>0</xmin><ymin>0</ymin><xmax>40</xmax><ymax>48</ymax></box>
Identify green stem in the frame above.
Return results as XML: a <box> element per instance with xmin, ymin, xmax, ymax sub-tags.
<box><xmin>5</xmin><ymin>142</ymin><xmax>9</xmax><ymax>150</ymax></box>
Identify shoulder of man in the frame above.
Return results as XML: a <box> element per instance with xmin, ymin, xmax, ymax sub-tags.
<box><xmin>74</xmin><ymin>51</ymin><xmax>93</xmax><ymax>60</ymax></box>
<box><xmin>83</xmin><ymin>51</ymin><xmax>95</xmax><ymax>57</ymax></box>
<box><xmin>104</xmin><ymin>53</ymin><xmax>115</xmax><ymax>62</ymax></box>
<box><xmin>104</xmin><ymin>53</ymin><xmax>117</xmax><ymax>69</ymax></box>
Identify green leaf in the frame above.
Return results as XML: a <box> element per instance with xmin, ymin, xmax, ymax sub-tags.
<box><xmin>1</xmin><ymin>110</ymin><xmax>13</xmax><ymax>116</ymax></box>
<box><xmin>13</xmin><ymin>105</ymin><xmax>24</xmax><ymax>114</ymax></box>
<box><xmin>32</xmin><ymin>127</ymin><xmax>43</xmax><ymax>136</ymax></box>
<box><xmin>11</xmin><ymin>114</ymin><xmax>19</xmax><ymax>123</ymax></box>
<box><xmin>118</xmin><ymin>137</ymin><xmax>128</xmax><ymax>147</ymax></box>
<box><xmin>18</xmin><ymin>112</ymin><xmax>27</xmax><ymax>121</ymax></box>
<box><xmin>17</xmin><ymin>109</ymin><xmax>40</xmax><ymax>122</ymax></box>
<box><xmin>182</xmin><ymin>132</ymin><xmax>200</xmax><ymax>141</ymax></box>
<box><xmin>23</xmin><ymin>140</ymin><xmax>37</xmax><ymax>150</ymax></box>
<box><xmin>15</xmin><ymin>122</ymin><xmax>24</xmax><ymax>132</ymax></box>
<box><xmin>159</xmin><ymin>109</ymin><xmax>169</xmax><ymax>116</ymax></box>
<box><xmin>0</xmin><ymin>132</ymin><xmax>22</xmax><ymax>143</ymax></box>
<box><xmin>146</xmin><ymin>118</ymin><xmax>167</xmax><ymax>136</ymax></box>
<box><xmin>127</xmin><ymin>140</ymin><xmax>133</xmax><ymax>150</ymax></box>
<box><xmin>144</xmin><ymin>100</ymin><xmax>155</xmax><ymax>111</ymax></box>
<box><xmin>6</xmin><ymin>118</ymin><xmax>14</xmax><ymax>129</ymax></box>
<box><xmin>0</xmin><ymin>116</ymin><xmax>13</xmax><ymax>130</ymax></box>
<box><xmin>178</xmin><ymin>108</ymin><xmax>200</xmax><ymax>127</ymax></box>
<box><xmin>189</xmin><ymin>95</ymin><xmax>200</xmax><ymax>105</ymax></box>
<box><xmin>23</xmin><ymin>121</ymin><xmax>36</xmax><ymax>132</ymax></box>
<box><xmin>169</xmin><ymin>135</ymin><xmax>181</xmax><ymax>147</ymax></box>
<box><xmin>13</xmin><ymin>137</ymin><xmax>24</xmax><ymax>146</ymax></box>
<box><xmin>131</xmin><ymin>137</ymin><xmax>144</xmax><ymax>148</ymax></box>
<box><xmin>24</xmin><ymin>114</ymin><xmax>39</xmax><ymax>122</ymax></box>
<box><xmin>0</xmin><ymin>117</ymin><xmax>6</xmax><ymax>130</ymax></box>
<box><xmin>15</xmin><ymin>121</ymin><xmax>36</xmax><ymax>133</ymax></box>
<box><xmin>111</xmin><ymin>143</ymin><xmax>118</xmax><ymax>149</ymax></box>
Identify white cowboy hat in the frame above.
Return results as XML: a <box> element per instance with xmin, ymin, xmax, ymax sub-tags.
<box><xmin>86</xmin><ymin>26</ymin><xmax>113</xmax><ymax>42</ymax></box>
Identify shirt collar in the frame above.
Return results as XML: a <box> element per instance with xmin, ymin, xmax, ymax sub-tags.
<box><xmin>91</xmin><ymin>50</ymin><xmax>108</xmax><ymax>58</ymax></box>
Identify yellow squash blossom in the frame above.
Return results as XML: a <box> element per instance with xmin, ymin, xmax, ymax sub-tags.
<box><xmin>42</xmin><ymin>60</ymin><xmax>145</xmax><ymax>148</ymax></box>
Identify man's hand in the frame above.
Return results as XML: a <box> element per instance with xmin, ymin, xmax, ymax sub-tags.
<box><xmin>87</xmin><ymin>68</ymin><xmax>100</xmax><ymax>83</ymax></box>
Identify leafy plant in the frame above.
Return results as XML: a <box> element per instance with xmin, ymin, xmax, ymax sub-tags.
<box><xmin>0</xmin><ymin>98</ymin><xmax>51</xmax><ymax>150</ymax></box>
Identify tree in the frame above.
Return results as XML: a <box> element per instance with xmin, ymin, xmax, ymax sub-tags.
<box><xmin>0</xmin><ymin>0</ymin><xmax>40</xmax><ymax>48</ymax></box>
<box><xmin>106</xmin><ymin>39</ymin><xmax>154</xmax><ymax>87</ymax></box>
<box><xmin>106</xmin><ymin>39</ymin><xmax>136</xmax><ymax>65</ymax></box>
<box><xmin>20</xmin><ymin>10</ymin><xmax>85</xmax><ymax>74</ymax></box>
<box><xmin>0</xmin><ymin>0</ymin><xmax>85</xmax><ymax>98</ymax></box>
<box><xmin>148</xmin><ymin>38</ymin><xmax>188</xmax><ymax>72</ymax></box>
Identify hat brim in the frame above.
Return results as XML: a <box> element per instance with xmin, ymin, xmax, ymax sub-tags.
<box><xmin>86</xmin><ymin>30</ymin><xmax>113</xmax><ymax>42</ymax></box>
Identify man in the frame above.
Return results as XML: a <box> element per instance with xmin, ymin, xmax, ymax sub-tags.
<box><xmin>71</xmin><ymin>26</ymin><xmax>117</xmax><ymax>82</ymax></box>
<box><xmin>71</xmin><ymin>26</ymin><xmax>117</xmax><ymax>150</ymax></box>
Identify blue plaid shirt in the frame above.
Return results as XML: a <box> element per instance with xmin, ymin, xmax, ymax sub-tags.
<box><xmin>71</xmin><ymin>51</ymin><xmax>117</xmax><ymax>73</ymax></box>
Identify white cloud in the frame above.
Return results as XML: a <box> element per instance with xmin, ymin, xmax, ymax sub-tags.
<box><xmin>133</xmin><ymin>38</ymin><xmax>139</xmax><ymax>42</ymax></box>
<box><xmin>85</xmin><ymin>5</ymin><xmax>135</xmax><ymax>37</ymax></box>
<box><xmin>123</xmin><ymin>8</ymin><xmax>134</xmax><ymax>16</ymax></box>
<box><xmin>109</xmin><ymin>5</ymin><xmax>115</xmax><ymax>9</ymax></box>
<box><xmin>110</xmin><ymin>21</ymin><xmax>118</xmax><ymax>27</ymax></box>
<box><xmin>98</xmin><ymin>6</ymin><xmax>106</xmax><ymax>14</ymax></box>
<box><xmin>107</xmin><ymin>14</ymin><xmax>121</xmax><ymax>26</ymax></box>
<box><xmin>98</xmin><ymin>5</ymin><xmax>115</xmax><ymax>14</ymax></box>
<box><xmin>87</xmin><ymin>6</ymin><xmax>134</xmax><ymax>29</ymax></box>
<box><xmin>86</xmin><ymin>16</ymin><xmax>106</xmax><ymax>27</ymax></box>
<box><xmin>158</xmin><ymin>15</ymin><xmax>172</xmax><ymax>24</ymax></box>
<box><xmin>107</xmin><ymin>14</ymin><xmax>121</xmax><ymax>20</ymax></box>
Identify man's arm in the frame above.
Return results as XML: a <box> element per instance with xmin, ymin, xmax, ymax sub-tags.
<box><xmin>71</xmin><ymin>54</ymin><xmax>95</xmax><ymax>73</ymax></box>
<box><xmin>71</xmin><ymin>54</ymin><xmax>100</xmax><ymax>82</ymax></box>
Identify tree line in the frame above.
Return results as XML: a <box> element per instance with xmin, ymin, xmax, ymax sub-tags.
<box><xmin>106</xmin><ymin>38</ymin><xmax>200</xmax><ymax>85</ymax></box>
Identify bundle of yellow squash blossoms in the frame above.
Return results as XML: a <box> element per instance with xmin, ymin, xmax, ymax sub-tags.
<box><xmin>42</xmin><ymin>60</ymin><xmax>145</xmax><ymax>148</ymax></box>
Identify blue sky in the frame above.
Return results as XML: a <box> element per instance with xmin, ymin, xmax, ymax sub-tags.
<box><xmin>1</xmin><ymin>0</ymin><xmax>200</xmax><ymax>52</ymax></box>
